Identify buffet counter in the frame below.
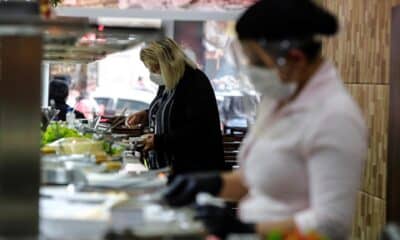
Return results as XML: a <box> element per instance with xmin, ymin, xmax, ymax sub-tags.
<box><xmin>39</xmin><ymin>117</ymin><xmax>204</xmax><ymax>240</ymax></box>
<box><xmin>40</xmin><ymin>154</ymin><xmax>204</xmax><ymax>240</ymax></box>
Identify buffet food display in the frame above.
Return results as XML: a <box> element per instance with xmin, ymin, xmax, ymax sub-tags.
<box><xmin>39</xmin><ymin>114</ymin><xmax>186</xmax><ymax>239</ymax></box>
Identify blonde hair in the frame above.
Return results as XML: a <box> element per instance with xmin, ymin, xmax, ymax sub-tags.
<box><xmin>140</xmin><ymin>38</ymin><xmax>197</xmax><ymax>90</ymax></box>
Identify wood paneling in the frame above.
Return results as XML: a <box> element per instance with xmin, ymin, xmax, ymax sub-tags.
<box><xmin>321</xmin><ymin>0</ymin><xmax>391</xmax><ymax>84</ymax></box>
<box><xmin>352</xmin><ymin>192</ymin><xmax>386</xmax><ymax>240</ymax></box>
<box><xmin>393</xmin><ymin>1</ymin><xmax>400</xmax><ymax>7</ymax></box>
<box><xmin>346</xmin><ymin>84</ymin><xmax>389</xmax><ymax>199</ymax></box>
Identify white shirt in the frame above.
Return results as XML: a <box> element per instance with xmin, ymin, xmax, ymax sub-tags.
<box><xmin>238</xmin><ymin>61</ymin><xmax>367</xmax><ymax>239</ymax></box>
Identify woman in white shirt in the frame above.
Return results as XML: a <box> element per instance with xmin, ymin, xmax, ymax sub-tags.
<box><xmin>163</xmin><ymin>0</ymin><xmax>367</xmax><ymax>239</ymax></box>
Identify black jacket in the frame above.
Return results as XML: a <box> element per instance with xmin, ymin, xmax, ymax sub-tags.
<box><xmin>154</xmin><ymin>66</ymin><xmax>225</xmax><ymax>176</ymax></box>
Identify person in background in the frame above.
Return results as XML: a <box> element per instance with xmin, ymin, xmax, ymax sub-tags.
<box><xmin>52</xmin><ymin>74</ymin><xmax>72</xmax><ymax>86</ymax></box>
<box><xmin>74</xmin><ymin>92</ymin><xmax>100</xmax><ymax>120</ymax></box>
<box><xmin>48</xmin><ymin>80</ymin><xmax>84</xmax><ymax>121</ymax></box>
<box><xmin>162</xmin><ymin>1</ymin><xmax>367</xmax><ymax>239</ymax></box>
<box><xmin>126</xmin><ymin>38</ymin><xmax>225</xmax><ymax>178</ymax></box>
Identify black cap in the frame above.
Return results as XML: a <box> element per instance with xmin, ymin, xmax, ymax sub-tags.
<box><xmin>236</xmin><ymin>0</ymin><xmax>338</xmax><ymax>41</ymax></box>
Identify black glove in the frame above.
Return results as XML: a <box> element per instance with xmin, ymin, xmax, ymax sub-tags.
<box><xmin>163</xmin><ymin>172</ymin><xmax>222</xmax><ymax>207</ymax></box>
<box><xmin>195</xmin><ymin>204</ymin><xmax>255</xmax><ymax>239</ymax></box>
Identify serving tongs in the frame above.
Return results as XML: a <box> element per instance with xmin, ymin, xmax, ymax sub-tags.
<box><xmin>41</xmin><ymin>107</ymin><xmax>60</xmax><ymax>131</ymax></box>
<box><xmin>104</xmin><ymin>117</ymin><xmax>127</xmax><ymax>133</ymax></box>
<box><xmin>100</xmin><ymin>108</ymin><xmax>127</xmax><ymax>132</ymax></box>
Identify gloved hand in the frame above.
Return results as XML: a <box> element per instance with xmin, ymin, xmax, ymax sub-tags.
<box><xmin>162</xmin><ymin>173</ymin><xmax>222</xmax><ymax>207</ymax></box>
<box><xmin>195</xmin><ymin>204</ymin><xmax>255</xmax><ymax>239</ymax></box>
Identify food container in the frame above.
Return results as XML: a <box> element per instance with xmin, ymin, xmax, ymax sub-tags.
<box><xmin>41</xmin><ymin>154</ymin><xmax>100</xmax><ymax>185</ymax></box>
<box><xmin>47</xmin><ymin>137</ymin><xmax>104</xmax><ymax>155</ymax></box>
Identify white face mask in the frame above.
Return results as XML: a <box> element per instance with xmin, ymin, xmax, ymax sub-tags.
<box><xmin>244</xmin><ymin>65</ymin><xmax>296</xmax><ymax>100</ymax></box>
<box><xmin>149</xmin><ymin>73</ymin><xmax>164</xmax><ymax>86</ymax></box>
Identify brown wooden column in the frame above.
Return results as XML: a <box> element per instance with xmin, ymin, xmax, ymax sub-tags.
<box><xmin>0</xmin><ymin>36</ymin><xmax>42</xmax><ymax>237</ymax></box>
<box><xmin>388</xmin><ymin>5</ymin><xmax>400</xmax><ymax>223</ymax></box>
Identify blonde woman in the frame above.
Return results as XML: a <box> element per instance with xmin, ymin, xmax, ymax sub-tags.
<box><xmin>126</xmin><ymin>38</ymin><xmax>225</xmax><ymax>178</ymax></box>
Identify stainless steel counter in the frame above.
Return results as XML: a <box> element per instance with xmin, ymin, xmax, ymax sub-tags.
<box><xmin>39</xmin><ymin>156</ymin><xmax>204</xmax><ymax>240</ymax></box>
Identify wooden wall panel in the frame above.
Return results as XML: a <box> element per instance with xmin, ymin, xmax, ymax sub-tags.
<box><xmin>352</xmin><ymin>192</ymin><xmax>386</xmax><ymax>240</ymax></box>
<box><xmin>321</xmin><ymin>0</ymin><xmax>391</xmax><ymax>84</ymax></box>
<box><xmin>346</xmin><ymin>84</ymin><xmax>389</xmax><ymax>199</ymax></box>
<box><xmin>393</xmin><ymin>1</ymin><xmax>400</xmax><ymax>7</ymax></box>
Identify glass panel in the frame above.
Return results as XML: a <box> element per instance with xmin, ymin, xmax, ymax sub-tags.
<box><xmin>174</xmin><ymin>20</ymin><xmax>259</xmax><ymax>128</ymax></box>
<box><xmin>49</xmin><ymin>44</ymin><xmax>157</xmax><ymax>119</ymax></box>
<box><xmin>115</xmin><ymin>98</ymin><xmax>149</xmax><ymax>115</ymax></box>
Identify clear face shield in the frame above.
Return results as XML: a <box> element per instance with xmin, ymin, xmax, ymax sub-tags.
<box><xmin>232</xmin><ymin>38</ymin><xmax>316</xmax><ymax>101</ymax></box>
<box><xmin>218</xmin><ymin>40</ymin><xmax>260</xmax><ymax>127</ymax></box>
<box><xmin>224</xmin><ymin>38</ymin><xmax>312</xmax><ymax>126</ymax></box>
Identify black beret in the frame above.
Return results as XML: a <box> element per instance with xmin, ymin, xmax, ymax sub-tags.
<box><xmin>236</xmin><ymin>0</ymin><xmax>338</xmax><ymax>41</ymax></box>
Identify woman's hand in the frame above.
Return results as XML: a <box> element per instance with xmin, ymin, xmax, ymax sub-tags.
<box><xmin>143</xmin><ymin>134</ymin><xmax>155</xmax><ymax>151</ymax></box>
<box><xmin>125</xmin><ymin>110</ymin><xmax>147</xmax><ymax>127</ymax></box>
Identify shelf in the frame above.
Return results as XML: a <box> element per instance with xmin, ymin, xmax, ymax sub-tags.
<box><xmin>55</xmin><ymin>7</ymin><xmax>244</xmax><ymax>21</ymax></box>
<box><xmin>0</xmin><ymin>15</ymin><xmax>163</xmax><ymax>62</ymax></box>
<box><xmin>0</xmin><ymin>16</ymin><xmax>90</xmax><ymax>36</ymax></box>
<box><xmin>0</xmin><ymin>16</ymin><xmax>90</xmax><ymax>29</ymax></box>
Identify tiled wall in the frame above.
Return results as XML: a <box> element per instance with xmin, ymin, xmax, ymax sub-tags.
<box><xmin>346</xmin><ymin>84</ymin><xmax>389</xmax><ymax>199</ymax></box>
<box><xmin>352</xmin><ymin>192</ymin><xmax>387</xmax><ymax>240</ymax></box>
<box><xmin>321</xmin><ymin>0</ymin><xmax>400</xmax><ymax>239</ymax></box>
